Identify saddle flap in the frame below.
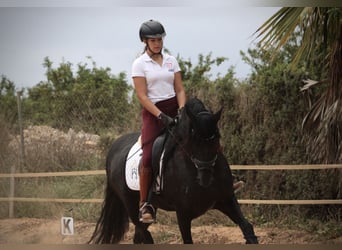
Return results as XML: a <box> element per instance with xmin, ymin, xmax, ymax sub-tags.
<box><xmin>152</xmin><ymin>133</ymin><xmax>167</xmax><ymax>173</ymax></box>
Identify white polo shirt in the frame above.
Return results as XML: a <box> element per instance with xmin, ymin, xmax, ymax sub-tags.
<box><xmin>131</xmin><ymin>52</ymin><xmax>181</xmax><ymax>104</ymax></box>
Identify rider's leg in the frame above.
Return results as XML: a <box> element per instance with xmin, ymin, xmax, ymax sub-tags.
<box><xmin>138</xmin><ymin>98</ymin><xmax>178</xmax><ymax>223</ymax></box>
<box><xmin>139</xmin><ymin>166</ymin><xmax>155</xmax><ymax>223</ymax></box>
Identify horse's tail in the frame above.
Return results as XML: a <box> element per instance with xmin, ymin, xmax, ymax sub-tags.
<box><xmin>88</xmin><ymin>181</ymin><xmax>129</xmax><ymax>244</ymax></box>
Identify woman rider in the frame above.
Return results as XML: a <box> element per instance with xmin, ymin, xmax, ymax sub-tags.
<box><xmin>131</xmin><ymin>19</ymin><xmax>186</xmax><ymax>223</ymax></box>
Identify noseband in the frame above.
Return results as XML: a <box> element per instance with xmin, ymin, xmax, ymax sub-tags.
<box><xmin>191</xmin><ymin>154</ymin><xmax>217</xmax><ymax>171</ymax></box>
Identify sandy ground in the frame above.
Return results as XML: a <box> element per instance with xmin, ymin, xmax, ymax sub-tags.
<box><xmin>0</xmin><ymin>218</ymin><xmax>341</xmax><ymax>244</ymax></box>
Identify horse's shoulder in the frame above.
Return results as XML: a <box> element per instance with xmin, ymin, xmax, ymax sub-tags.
<box><xmin>115</xmin><ymin>132</ymin><xmax>140</xmax><ymax>142</ymax></box>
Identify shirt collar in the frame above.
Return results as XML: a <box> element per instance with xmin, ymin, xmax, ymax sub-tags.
<box><xmin>142</xmin><ymin>52</ymin><xmax>171</xmax><ymax>62</ymax></box>
<box><xmin>142</xmin><ymin>52</ymin><xmax>152</xmax><ymax>62</ymax></box>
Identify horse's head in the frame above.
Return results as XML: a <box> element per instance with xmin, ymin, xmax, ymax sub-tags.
<box><xmin>176</xmin><ymin>97</ymin><xmax>222</xmax><ymax>188</ymax></box>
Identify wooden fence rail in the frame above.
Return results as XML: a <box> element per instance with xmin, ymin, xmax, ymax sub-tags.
<box><xmin>0</xmin><ymin>197</ymin><xmax>341</xmax><ymax>205</ymax></box>
<box><xmin>1</xmin><ymin>165</ymin><xmax>341</xmax><ymax>208</ymax></box>
<box><xmin>0</xmin><ymin>164</ymin><xmax>341</xmax><ymax>178</ymax></box>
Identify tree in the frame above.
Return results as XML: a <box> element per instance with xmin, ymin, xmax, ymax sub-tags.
<box><xmin>235</xmin><ymin>40</ymin><xmax>309</xmax><ymax>165</ymax></box>
<box><xmin>26</xmin><ymin>57</ymin><xmax>132</xmax><ymax>134</ymax></box>
<box><xmin>0</xmin><ymin>75</ymin><xmax>17</xmax><ymax>124</ymax></box>
<box><xmin>25</xmin><ymin>82</ymin><xmax>54</xmax><ymax>125</ymax></box>
<box><xmin>177</xmin><ymin>52</ymin><xmax>227</xmax><ymax>102</ymax></box>
<box><xmin>255</xmin><ymin>7</ymin><xmax>342</xmax><ymax>163</ymax></box>
<box><xmin>73</xmin><ymin>60</ymin><xmax>132</xmax><ymax>133</ymax></box>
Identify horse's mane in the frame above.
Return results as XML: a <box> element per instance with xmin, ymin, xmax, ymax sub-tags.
<box><xmin>162</xmin><ymin>98</ymin><xmax>209</xmax><ymax>163</ymax></box>
<box><xmin>175</xmin><ymin>97</ymin><xmax>208</xmax><ymax>140</ymax></box>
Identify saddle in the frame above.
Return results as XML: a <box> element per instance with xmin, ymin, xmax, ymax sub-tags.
<box><xmin>125</xmin><ymin>132</ymin><xmax>169</xmax><ymax>193</ymax></box>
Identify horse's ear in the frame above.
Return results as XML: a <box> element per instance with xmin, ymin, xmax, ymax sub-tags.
<box><xmin>213</xmin><ymin>107</ymin><xmax>223</xmax><ymax>123</ymax></box>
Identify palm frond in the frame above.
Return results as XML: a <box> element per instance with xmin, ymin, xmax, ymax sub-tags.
<box><xmin>255</xmin><ymin>8</ymin><xmax>305</xmax><ymax>51</ymax></box>
<box><xmin>257</xmin><ymin>7</ymin><xmax>342</xmax><ymax>163</ymax></box>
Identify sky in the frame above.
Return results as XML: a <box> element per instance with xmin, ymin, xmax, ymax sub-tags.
<box><xmin>0</xmin><ymin>1</ymin><xmax>282</xmax><ymax>89</ymax></box>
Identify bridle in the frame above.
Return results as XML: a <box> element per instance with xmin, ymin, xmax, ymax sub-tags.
<box><xmin>169</xmin><ymin>109</ymin><xmax>220</xmax><ymax>172</ymax></box>
<box><xmin>191</xmin><ymin>154</ymin><xmax>218</xmax><ymax>171</ymax></box>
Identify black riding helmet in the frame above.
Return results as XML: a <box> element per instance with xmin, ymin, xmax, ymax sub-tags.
<box><xmin>139</xmin><ymin>19</ymin><xmax>166</xmax><ymax>42</ymax></box>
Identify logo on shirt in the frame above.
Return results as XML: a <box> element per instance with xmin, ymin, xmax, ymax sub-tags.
<box><xmin>165</xmin><ymin>63</ymin><xmax>174</xmax><ymax>72</ymax></box>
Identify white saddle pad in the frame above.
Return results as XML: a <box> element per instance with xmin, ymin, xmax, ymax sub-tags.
<box><xmin>125</xmin><ymin>139</ymin><xmax>142</xmax><ymax>191</ymax></box>
<box><xmin>125</xmin><ymin>136</ymin><xmax>164</xmax><ymax>192</ymax></box>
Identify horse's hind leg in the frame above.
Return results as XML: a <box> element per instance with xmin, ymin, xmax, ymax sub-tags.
<box><xmin>215</xmin><ymin>196</ymin><xmax>258</xmax><ymax>244</ymax></box>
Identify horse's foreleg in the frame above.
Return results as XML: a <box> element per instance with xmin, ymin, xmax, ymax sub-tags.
<box><xmin>176</xmin><ymin>211</ymin><xmax>193</xmax><ymax>244</ymax></box>
<box><xmin>133</xmin><ymin>224</ymin><xmax>154</xmax><ymax>244</ymax></box>
<box><xmin>125</xmin><ymin>197</ymin><xmax>154</xmax><ymax>244</ymax></box>
<box><xmin>215</xmin><ymin>196</ymin><xmax>258</xmax><ymax>244</ymax></box>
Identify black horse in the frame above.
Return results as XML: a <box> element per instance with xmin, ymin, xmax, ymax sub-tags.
<box><xmin>89</xmin><ymin>97</ymin><xmax>258</xmax><ymax>244</ymax></box>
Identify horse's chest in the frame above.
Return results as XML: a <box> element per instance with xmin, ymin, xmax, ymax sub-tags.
<box><xmin>162</xmin><ymin>159</ymin><xmax>229</xmax><ymax>204</ymax></box>
<box><xmin>164</xmin><ymin>177</ymin><xmax>220</xmax><ymax>203</ymax></box>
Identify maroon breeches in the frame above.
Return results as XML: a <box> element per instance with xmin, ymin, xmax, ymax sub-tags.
<box><xmin>141</xmin><ymin>96</ymin><xmax>178</xmax><ymax>169</ymax></box>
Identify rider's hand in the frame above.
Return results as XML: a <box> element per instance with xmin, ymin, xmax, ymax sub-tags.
<box><xmin>158</xmin><ymin>112</ymin><xmax>175</xmax><ymax>128</ymax></box>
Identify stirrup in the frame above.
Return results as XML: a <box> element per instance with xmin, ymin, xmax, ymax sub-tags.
<box><xmin>139</xmin><ymin>202</ymin><xmax>156</xmax><ymax>224</ymax></box>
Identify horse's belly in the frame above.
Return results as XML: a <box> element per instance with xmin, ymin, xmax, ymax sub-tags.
<box><xmin>154</xmin><ymin>184</ymin><xmax>220</xmax><ymax>212</ymax></box>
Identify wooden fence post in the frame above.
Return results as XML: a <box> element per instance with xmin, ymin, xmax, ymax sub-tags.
<box><xmin>10</xmin><ymin>91</ymin><xmax>25</xmax><ymax>218</ymax></box>
<box><xmin>17</xmin><ymin>90</ymin><xmax>25</xmax><ymax>168</ymax></box>
<box><xmin>9</xmin><ymin>165</ymin><xmax>15</xmax><ymax>218</ymax></box>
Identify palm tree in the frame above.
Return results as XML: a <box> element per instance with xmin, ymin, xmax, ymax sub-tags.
<box><xmin>255</xmin><ymin>7</ymin><xmax>342</xmax><ymax>164</ymax></box>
